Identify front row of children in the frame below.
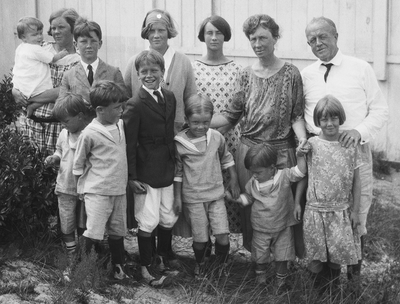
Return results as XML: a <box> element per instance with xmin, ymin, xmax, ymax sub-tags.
<box><xmin>46</xmin><ymin>47</ymin><xmax>362</xmax><ymax>293</ymax></box>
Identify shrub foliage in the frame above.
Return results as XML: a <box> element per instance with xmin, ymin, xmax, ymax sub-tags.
<box><xmin>0</xmin><ymin>74</ymin><xmax>57</xmax><ymax>240</ymax></box>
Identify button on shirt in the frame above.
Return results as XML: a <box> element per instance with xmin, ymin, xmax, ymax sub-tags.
<box><xmin>301</xmin><ymin>50</ymin><xmax>388</xmax><ymax>144</ymax></box>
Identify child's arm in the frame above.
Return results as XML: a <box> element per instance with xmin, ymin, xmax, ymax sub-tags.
<box><xmin>226</xmin><ymin>165</ymin><xmax>240</xmax><ymax>199</ymax></box>
<box><xmin>52</xmin><ymin>49</ymin><xmax>69</xmax><ymax>63</ymax></box>
<box><xmin>44</xmin><ymin>155</ymin><xmax>60</xmax><ymax>168</ymax></box>
<box><xmin>173</xmin><ymin>181</ymin><xmax>182</xmax><ymax>215</ymax></box>
<box><xmin>26</xmin><ymin>102</ymin><xmax>43</xmax><ymax>117</ymax></box>
<box><xmin>350</xmin><ymin>167</ymin><xmax>361</xmax><ymax>229</ymax></box>
<box><xmin>294</xmin><ymin>154</ymin><xmax>308</xmax><ymax>221</ymax></box>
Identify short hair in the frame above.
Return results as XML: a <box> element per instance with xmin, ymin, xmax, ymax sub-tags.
<box><xmin>184</xmin><ymin>94</ymin><xmax>214</xmax><ymax>118</ymax></box>
<box><xmin>48</xmin><ymin>8</ymin><xmax>79</xmax><ymax>36</ymax></box>
<box><xmin>244</xmin><ymin>143</ymin><xmax>278</xmax><ymax>170</ymax></box>
<box><xmin>198</xmin><ymin>15</ymin><xmax>232</xmax><ymax>42</ymax></box>
<box><xmin>141</xmin><ymin>9</ymin><xmax>178</xmax><ymax>39</ymax></box>
<box><xmin>73</xmin><ymin>18</ymin><xmax>102</xmax><ymax>41</ymax></box>
<box><xmin>307</xmin><ymin>17</ymin><xmax>337</xmax><ymax>35</ymax></box>
<box><xmin>313</xmin><ymin>95</ymin><xmax>346</xmax><ymax>127</ymax></box>
<box><xmin>17</xmin><ymin>17</ymin><xmax>43</xmax><ymax>39</ymax></box>
<box><xmin>134</xmin><ymin>49</ymin><xmax>165</xmax><ymax>72</ymax></box>
<box><xmin>243</xmin><ymin>14</ymin><xmax>280</xmax><ymax>40</ymax></box>
<box><xmin>53</xmin><ymin>92</ymin><xmax>95</xmax><ymax>121</ymax></box>
<box><xmin>89</xmin><ymin>80</ymin><xmax>128</xmax><ymax>108</ymax></box>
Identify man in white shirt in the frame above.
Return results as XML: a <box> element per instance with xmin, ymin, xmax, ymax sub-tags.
<box><xmin>301</xmin><ymin>17</ymin><xmax>388</xmax><ymax>279</ymax></box>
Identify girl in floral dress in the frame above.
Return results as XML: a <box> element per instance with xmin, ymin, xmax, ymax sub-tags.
<box><xmin>296</xmin><ymin>95</ymin><xmax>362</xmax><ymax>290</ymax></box>
<box><xmin>193</xmin><ymin>15</ymin><xmax>242</xmax><ymax>233</ymax></box>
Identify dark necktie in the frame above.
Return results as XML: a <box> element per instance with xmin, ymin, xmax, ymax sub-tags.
<box><xmin>322</xmin><ymin>63</ymin><xmax>333</xmax><ymax>82</ymax></box>
<box><xmin>87</xmin><ymin>64</ymin><xmax>94</xmax><ymax>86</ymax></box>
<box><xmin>153</xmin><ymin>90</ymin><xmax>165</xmax><ymax>111</ymax></box>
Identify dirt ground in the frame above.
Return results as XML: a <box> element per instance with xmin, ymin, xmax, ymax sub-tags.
<box><xmin>0</xmin><ymin>169</ymin><xmax>399</xmax><ymax>303</ymax></box>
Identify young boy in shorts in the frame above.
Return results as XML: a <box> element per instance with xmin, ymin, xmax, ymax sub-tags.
<box><xmin>227</xmin><ymin>143</ymin><xmax>306</xmax><ymax>293</ymax></box>
<box><xmin>123</xmin><ymin>50</ymin><xmax>179</xmax><ymax>287</ymax></box>
<box><xmin>73</xmin><ymin>80</ymin><xmax>128</xmax><ymax>280</ymax></box>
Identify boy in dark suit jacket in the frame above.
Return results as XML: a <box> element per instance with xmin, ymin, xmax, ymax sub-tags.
<box><xmin>58</xmin><ymin>18</ymin><xmax>126</xmax><ymax>102</ymax></box>
<box><xmin>123</xmin><ymin>50</ymin><xmax>178</xmax><ymax>287</ymax></box>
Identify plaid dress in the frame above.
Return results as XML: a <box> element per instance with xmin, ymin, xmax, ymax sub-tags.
<box><xmin>22</xmin><ymin>42</ymin><xmax>80</xmax><ymax>156</ymax></box>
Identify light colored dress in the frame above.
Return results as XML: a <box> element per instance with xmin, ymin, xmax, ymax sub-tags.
<box><xmin>193</xmin><ymin>60</ymin><xmax>242</xmax><ymax>232</ymax></box>
<box><xmin>303</xmin><ymin>136</ymin><xmax>362</xmax><ymax>265</ymax></box>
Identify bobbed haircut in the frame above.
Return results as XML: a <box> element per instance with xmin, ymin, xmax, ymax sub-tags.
<box><xmin>307</xmin><ymin>16</ymin><xmax>337</xmax><ymax>35</ymax></box>
<box><xmin>73</xmin><ymin>18</ymin><xmax>102</xmax><ymax>41</ymax></box>
<box><xmin>198</xmin><ymin>15</ymin><xmax>231</xmax><ymax>42</ymax></box>
<box><xmin>243</xmin><ymin>14</ymin><xmax>280</xmax><ymax>40</ymax></box>
<box><xmin>313</xmin><ymin>95</ymin><xmax>346</xmax><ymax>127</ymax></box>
<box><xmin>141</xmin><ymin>9</ymin><xmax>178</xmax><ymax>40</ymax></box>
<box><xmin>134</xmin><ymin>49</ymin><xmax>165</xmax><ymax>72</ymax></box>
<box><xmin>184</xmin><ymin>94</ymin><xmax>214</xmax><ymax>118</ymax></box>
<box><xmin>53</xmin><ymin>92</ymin><xmax>95</xmax><ymax>121</ymax></box>
<box><xmin>244</xmin><ymin>143</ymin><xmax>278</xmax><ymax>170</ymax></box>
<box><xmin>17</xmin><ymin>17</ymin><xmax>44</xmax><ymax>39</ymax></box>
<box><xmin>89</xmin><ymin>80</ymin><xmax>128</xmax><ymax>108</ymax></box>
<box><xmin>48</xmin><ymin>8</ymin><xmax>79</xmax><ymax>36</ymax></box>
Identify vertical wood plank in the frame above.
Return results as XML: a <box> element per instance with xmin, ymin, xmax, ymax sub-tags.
<box><xmin>275</xmin><ymin>0</ymin><xmax>291</xmax><ymax>59</ymax></box>
<box><xmin>372</xmin><ymin>0</ymin><xmax>388</xmax><ymax>80</ymax></box>
<box><xmin>338</xmin><ymin>0</ymin><xmax>356</xmax><ymax>55</ymax></box>
<box><xmin>289</xmin><ymin>0</ymin><xmax>308</xmax><ymax>59</ymax></box>
<box><xmin>354</xmin><ymin>0</ymin><xmax>372</xmax><ymax>57</ymax></box>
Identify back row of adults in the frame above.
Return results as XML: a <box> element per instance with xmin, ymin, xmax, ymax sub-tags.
<box><xmin>12</xmin><ymin>8</ymin><xmax>388</xmax><ymax>280</ymax></box>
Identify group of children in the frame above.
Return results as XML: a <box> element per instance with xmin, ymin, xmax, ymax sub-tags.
<box><xmin>13</xmin><ymin>15</ymin><xmax>363</xmax><ymax>293</ymax></box>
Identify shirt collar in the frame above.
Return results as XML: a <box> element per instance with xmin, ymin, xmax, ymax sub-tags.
<box><xmin>81</xmin><ymin>58</ymin><xmax>99</xmax><ymax>75</ymax></box>
<box><xmin>142</xmin><ymin>85</ymin><xmax>163</xmax><ymax>102</ymax></box>
<box><xmin>318</xmin><ymin>49</ymin><xmax>343</xmax><ymax>67</ymax></box>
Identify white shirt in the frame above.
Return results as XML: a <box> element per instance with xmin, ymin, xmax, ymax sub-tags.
<box><xmin>142</xmin><ymin>85</ymin><xmax>163</xmax><ymax>103</ymax></box>
<box><xmin>301</xmin><ymin>50</ymin><xmax>388</xmax><ymax>144</ymax></box>
<box><xmin>12</xmin><ymin>43</ymin><xmax>54</xmax><ymax>98</ymax></box>
<box><xmin>80</xmin><ymin>58</ymin><xmax>99</xmax><ymax>77</ymax></box>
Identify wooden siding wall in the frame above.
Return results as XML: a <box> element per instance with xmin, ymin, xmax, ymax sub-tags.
<box><xmin>1</xmin><ymin>0</ymin><xmax>399</xmax><ymax>161</ymax></box>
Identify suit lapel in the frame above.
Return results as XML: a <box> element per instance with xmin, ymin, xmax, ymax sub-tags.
<box><xmin>139</xmin><ymin>88</ymin><xmax>165</xmax><ymax>117</ymax></box>
<box><xmin>76</xmin><ymin>63</ymin><xmax>91</xmax><ymax>89</ymax></box>
<box><xmin>161</xmin><ymin>88</ymin><xmax>174</xmax><ymax>120</ymax></box>
<box><xmin>94</xmin><ymin>59</ymin><xmax>106</xmax><ymax>81</ymax></box>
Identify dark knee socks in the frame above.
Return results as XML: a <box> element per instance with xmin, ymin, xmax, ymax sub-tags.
<box><xmin>193</xmin><ymin>243</ymin><xmax>207</xmax><ymax>264</ymax></box>
<box><xmin>157</xmin><ymin>226</ymin><xmax>172</xmax><ymax>257</ymax></box>
<box><xmin>108</xmin><ymin>237</ymin><xmax>125</xmax><ymax>266</ymax></box>
<box><xmin>215</xmin><ymin>242</ymin><xmax>230</xmax><ymax>264</ymax></box>
<box><xmin>137</xmin><ymin>235</ymin><xmax>152</xmax><ymax>266</ymax></box>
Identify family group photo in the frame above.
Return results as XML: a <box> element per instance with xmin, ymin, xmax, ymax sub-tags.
<box><xmin>0</xmin><ymin>0</ymin><xmax>400</xmax><ymax>303</ymax></box>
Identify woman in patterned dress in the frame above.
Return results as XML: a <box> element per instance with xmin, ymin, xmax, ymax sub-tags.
<box><xmin>211</xmin><ymin>14</ymin><xmax>307</xmax><ymax>251</ymax></box>
<box><xmin>12</xmin><ymin>8</ymin><xmax>81</xmax><ymax>156</ymax></box>
<box><xmin>193</xmin><ymin>15</ymin><xmax>242</xmax><ymax>233</ymax></box>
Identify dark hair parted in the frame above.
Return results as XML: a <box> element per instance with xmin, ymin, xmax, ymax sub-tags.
<box><xmin>313</xmin><ymin>95</ymin><xmax>346</xmax><ymax>127</ymax></box>
<box><xmin>244</xmin><ymin>143</ymin><xmax>278</xmax><ymax>170</ymax></box>
<box><xmin>184</xmin><ymin>94</ymin><xmax>214</xmax><ymax>118</ymax></box>
<box><xmin>73</xmin><ymin>18</ymin><xmax>102</xmax><ymax>41</ymax></box>
<box><xmin>48</xmin><ymin>8</ymin><xmax>79</xmax><ymax>36</ymax></box>
<box><xmin>53</xmin><ymin>92</ymin><xmax>95</xmax><ymax>121</ymax></box>
<box><xmin>141</xmin><ymin>9</ymin><xmax>178</xmax><ymax>40</ymax></box>
<box><xmin>17</xmin><ymin>17</ymin><xmax>44</xmax><ymax>39</ymax></box>
<box><xmin>243</xmin><ymin>14</ymin><xmax>280</xmax><ymax>40</ymax></box>
<box><xmin>198</xmin><ymin>15</ymin><xmax>231</xmax><ymax>42</ymax></box>
<box><xmin>134</xmin><ymin>49</ymin><xmax>165</xmax><ymax>72</ymax></box>
<box><xmin>89</xmin><ymin>80</ymin><xmax>128</xmax><ymax>108</ymax></box>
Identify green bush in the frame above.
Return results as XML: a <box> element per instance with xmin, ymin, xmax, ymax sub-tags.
<box><xmin>0</xmin><ymin>73</ymin><xmax>21</xmax><ymax>129</ymax></box>
<box><xmin>0</xmin><ymin>73</ymin><xmax>57</xmax><ymax>240</ymax></box>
